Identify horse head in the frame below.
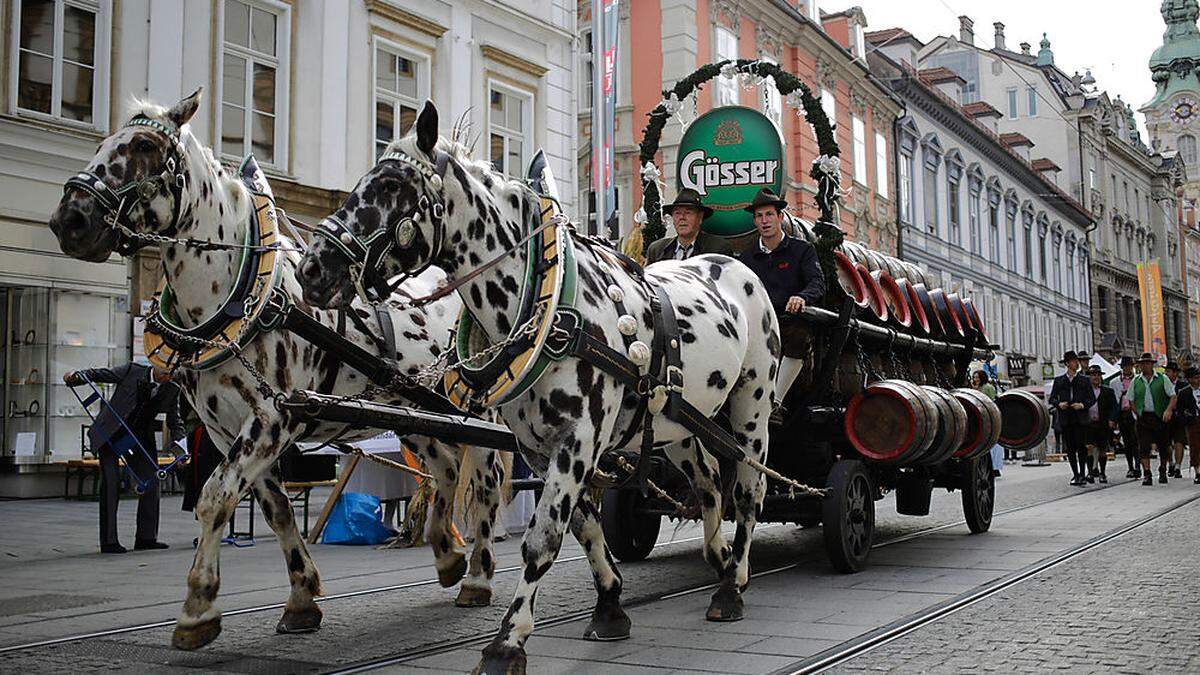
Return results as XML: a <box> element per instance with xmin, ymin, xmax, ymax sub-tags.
<box><xmin>298</xmin><ymin>101</ymin><xmax>449</xmax><ymax>308</ymax></box>
<box><xmin>49</xmin><ymin>90</ymin><xmax>201</xmax><ymax>262</ymax></box>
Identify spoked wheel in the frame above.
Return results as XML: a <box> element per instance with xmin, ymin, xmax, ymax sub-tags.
<box><xmin>961</xmin><ymin>455</ymin><xmax>995</xmax><ymax>533</ymax></box>
<box><xmin>600</xmin><ymin>488</ymin><xmax>662</xmax><ymax>562</ymax></box>
<box><xmin>822</xmin><ymin>459</ymin><xmax>875</xmax><ymax>573</ymax></box>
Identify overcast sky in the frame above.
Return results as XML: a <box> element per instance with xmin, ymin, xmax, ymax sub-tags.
<box><xmin>837</xmin><ymin>0</ymin><xmax>1168</xmax><ymax>136</ymax></box>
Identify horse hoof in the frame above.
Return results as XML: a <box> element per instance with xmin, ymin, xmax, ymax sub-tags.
<box><xmin>455</xmin><ymin>586</ymin><xmax>492</xmax><ymax>607</ymax></box>
<box><xmin>472</xmin><ymin>644</ymin><xmax>527</xmax><ymax>675</ymax></box>
<box><xmin>438</xmin><ymin>552</ymin><xmax>468</xmax><ymax>588</ymax></box>
<box><xmin>705</xmin><ymin>585</ymin><xmax>744</xmax><ymax>622</ymax></box>
<box><xmin>171</xmin><ymin>617</ymin><xmax>222</xmax><ymax>650</ymax></box>
<box><xmin>583</xmin><ymin>604</ymin><xmax>631</xmax><ymax>641</ymax></box>
<box><xmin>276</xmin><ymin>604</ymin><xmax>323</xmax><ymax>634</ymax></box>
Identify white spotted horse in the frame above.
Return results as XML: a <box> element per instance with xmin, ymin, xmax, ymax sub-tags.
<box><xmin>47</xmin><ymin>91</ymin><xmax>505</xmax><ymax>651</ymax></box>
<box><xmin>297</xmin><ymin>101</ymin><xmax>780</xmax><ymax>674</ymax></box>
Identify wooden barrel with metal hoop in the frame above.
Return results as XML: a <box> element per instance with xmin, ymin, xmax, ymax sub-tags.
<box><xmin>895</xmin><ymin>278</ymin><xmax>929</xmax><ymax>335</ymax></box>
<box><xmin>961</xmin><ymin>297</ymin><xmax>989</xmax><ymax>346</ymax></box>
<box><xmin>872</xmin><ymin>270</ymin><xmax>913</xmax><ymax>330</ymax></box>
<box><xmin>844</xmin><ymin>379</ymin><xmax>939</xmax><ymax>464</ymax></box>
<box><xmin>899</xmin><ymin>260</ymin><xmax>929</xmax><ymax>287</ymax></box>
<box><xmin>946</xmin><ymin>293</ymin><xmax>975</xmax><ymax>336</ymax></box>
<box><xmin>856</xmin><ymin>263</ymin><xmax>889</xmax><ymax>323</ymax></box>
<box><xmin>995</xmin><ymin>389</ymin><xmax>1051</xmax><ymax>451</ymax></box>
<box><xmin>833</xmin><ymin>251</ymin><xmax>870</xmax><ymax>311</ymax></box>
<box><xmin>928</xmin><ymin>288</ymin><xmax>965</xmax><ymax>340</ymax></box>
<box><xmin>951</xmin><ymin>388</ymin><xmax>1002</xmax><ymax>459</ymax></box>
<box><xmin>840</xmin><ymin>241</ymin><xmax>871</xmax><ymax>267</ymax></box>
<box><xmin>918</xmin><ymin>386</ymin><xmax>969</xmax><ymax>464</ymax></box>
<box><xmin>910</xmin><ymin>283</ymin><xmax>945</xmax><ymax>337</ymax></box>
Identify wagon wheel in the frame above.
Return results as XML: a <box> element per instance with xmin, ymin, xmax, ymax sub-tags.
<box><xmin>961</xmin><ymin>455</ymin><xmax>994</xmax><ymax>534</ymax></box>
<box><xmin>822</xmin><ymin>459</ymin><xmax>874</xmax><ymax>573</ymax></box>
<box><xmin>600</xmin><ymin>488</ymin><xmax>661</xmax><ymax>563</ymax></box>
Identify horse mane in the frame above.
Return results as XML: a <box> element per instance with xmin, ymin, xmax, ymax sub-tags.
<box><xmin>384</xmin><ymin>130</ymin><xmax>531</xmax><ymax>206</ymax></box>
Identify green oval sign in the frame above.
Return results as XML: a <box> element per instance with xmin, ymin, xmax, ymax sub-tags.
<box><xmin>676</xmin><ymin>106</ymin><xmax>784</xmax><ymax>237</ymax></box>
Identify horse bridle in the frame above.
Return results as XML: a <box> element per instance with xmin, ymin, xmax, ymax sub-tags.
<box><xmin>63</xmin><ymin>116</ymin><xmax>188</xmax><ymax>255</ymax></box>
<box><xmin>313</xmin><ymin>148</ymin><xmax>451</xmax><ymax>302</ymax></box>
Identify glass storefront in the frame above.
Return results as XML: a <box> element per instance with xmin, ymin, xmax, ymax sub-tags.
<box><xmin>2</xmin><ymin>287</ymin><xmax>129</xmax><ymax>465</ymax></box>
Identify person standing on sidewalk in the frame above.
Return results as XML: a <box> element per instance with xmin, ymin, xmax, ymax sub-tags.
<box><xmin>1111</xmin><ymin>355</ymin><xmax>1141</xmax><ymax>479</ymax></box>
<box><xmin>1164</xmin><ymin>361</ymin><xmax>1187</xmax><ymax>479</ymax></box>
<box><xmin>1048</xmin><ymin>351</ymin><xmax>1095</xmax><ymax>486</ymax></box>
<box><xmin>1175</xmin><ymin>366</ymin><xmax>1200</xmax><ymax>485</ymax></box>
<box><xmin>1124</xmin><ymin>353</ymin><xmax>1178</xmax><ymax>486</ymax></box>
<box><xmin>1084</xmin><ymin>365</ymin><xmax>1119</xmax><ymax>484</ymax></box>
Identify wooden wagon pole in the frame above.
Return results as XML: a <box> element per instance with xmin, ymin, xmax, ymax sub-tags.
<box><xmin>307</xmin><ymin>452</ymin><xmax>359</xmax><ymax>544</ymax></box>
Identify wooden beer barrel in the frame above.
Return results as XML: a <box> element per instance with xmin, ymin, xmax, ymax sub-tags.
<box><xmin>919</xmin><ymin>386</ymin><xmax>969</xmax><ymax>464</ymax></box>
<box><xmin>952</xmin><ymin>388</ymin><xmax>1002</xmax><ymax>459</ymax></box>
<box><xmin>897</xmin><ymin>278</ymin><xmax>930</xmax><ymax>335</ymax></box>
<box><xmin>833</xmin><ymin>251</ymin><xmax>870</xmax><ymax>310</ymax></box>
<box><xmin>961</xmin><ymin>297</ymin><xmax>989</xmax><ymax>346</ymax></box>
<box><xmin>996</xmin><ymin>389</ymin><xmax>1050</xmax><ymax>451</ymax></box>
<box><xmin>872</xmin><ymin>270</ymin><xmax>912</xmax><ymax>329</ymax></box>
<box><xmin>928</xmin><ymin>288</ymin><xmax>965</xmax><ymax>339</ymax></box>
<box><xmin>856</xmin><ymin>263</ymin><xmax>889</xmax><ymax>323</ymax></box>
<box><xmin>911</xmin><ymin>283</ymin><xmax>945</xmax><ymax>337</ymax></box>
<box><xmin>841</xmin><ymin>241</ymin><xmax>870</xmax><ymax>267</ymax></box>
<box><xmin>844</xmin><ymin>379</ymin><xmax>938</xmax><ymax>463</ymax></box>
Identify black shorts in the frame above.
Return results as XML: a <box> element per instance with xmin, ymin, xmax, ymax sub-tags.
<box><xmin>1085</xmin><ymin>421</ymin><xmax>1112</xmax><ymax>451</ymax></box>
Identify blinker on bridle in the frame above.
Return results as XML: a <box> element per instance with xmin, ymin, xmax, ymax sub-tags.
<box><xmin>63</xmin><ymin>116</ymin><xmax>188</xmax><ymax>255</ymax></box>
<box><xmin>313</xmin><ymin>148</ymin><xmax>452</xmax><ymax>302</ymax></box>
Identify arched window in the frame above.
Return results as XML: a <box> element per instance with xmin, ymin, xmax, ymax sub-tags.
<box><xmin>1180</xmin><ymin>134</ymin><xmax>1197</xmax><ymax>166</ymax></box>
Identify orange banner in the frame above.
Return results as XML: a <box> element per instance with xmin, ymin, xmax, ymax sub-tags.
<box><xmin>1137</xmin><ymin>261</ymin><xmax>1167</xmax><ymax>361</ymax></box>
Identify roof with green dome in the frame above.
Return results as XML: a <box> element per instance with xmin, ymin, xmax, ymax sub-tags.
<box><xmin>1144</xmin><ymin>0</ymin><xmax>1200</xmax><ymax>110</ymax></box>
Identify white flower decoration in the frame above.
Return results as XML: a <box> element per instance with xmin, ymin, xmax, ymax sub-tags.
<box><xmin>640</xmin><ymin>161</ymin><xmax>662</xmax><ymax>182</ymax></box>
<box><xmin>661</xmin><ymin>92</ymin><xmax>682</xmax><ymax>116</ymax></box>
<box><xmin>720</xmin><ymin>62</ymin><xmax>738</xmax><ymax>79</ymax></box>
<box><xmin>634</xmin><ymin>207</ymin><xmax>648</xmax><ymax>225</ymax></box>
<box><xmin>814</xmin><ymin>154</ymin><xmax>842</xmax><ymax>176</ymax></box>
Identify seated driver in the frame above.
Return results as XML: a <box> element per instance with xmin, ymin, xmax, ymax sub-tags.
<box><xmin>645</xmin><ymin>188</ymin><xmax>734</xmax><ymax>263</ymax></box>
<box><xmin>737</xmin><ymin>188</ymin><xmax>825</xmax><ymax>409</ymax></box>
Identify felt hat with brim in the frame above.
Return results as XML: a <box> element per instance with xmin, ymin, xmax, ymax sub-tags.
<box><xmin>743</xmin><ymin>187</ymin><xmax>788</xmax><ymax>213</ymax></box>
<box><xmin>1060</xmin><ymin>350</ymin><xmax>1080</xmax><ymax>365</ymax></box>
<box><xmin>1119</xmin><ymin>355</ymin><xmax>1134</xmax><ymax>367</ymax></box>
<box><xmin>1165</xmin><ymin>361</ymin><xmax>1181</xmax><ymax>372</ymax></box>
<box><xmin>663</xmin><ymin>188</ymin><xmax>713</xmax><ymax>218</ymax></box>
<box><xmin>1185</xmin><ymin>366</ymin><xmax>1200</xmax><ymax>379</ymax></box>
<box><xmin>1136</xmin><ymin>352</ymin><xmax>1156</xmax><ymax>364</ymax></box>
<box><xmin>1087</xmin><ymin>365</ymin><xmax>1103</xmax><ymax>375</ymax></box>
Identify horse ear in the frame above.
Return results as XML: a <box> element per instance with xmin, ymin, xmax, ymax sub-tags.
<box><xmin>415</xmin><ymin>100</ymin><xmax>438</xmax><ymax>158</ymax></box>
<box><xmin>167</xmin><ymin>88</ymin><xmax>203</xmax><ymax>128</ymax></box>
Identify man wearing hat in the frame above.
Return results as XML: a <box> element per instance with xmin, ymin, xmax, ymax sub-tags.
<box><xmin>1111</xmin><ymin>355</ymin><xmax>1140</xmax><ymax>478</ymax></box>
<box><xmin>1174</xmin><ymin>366</ymin><xmax>1200</xmax><ymax>484</ymax></box>
<box><xmin>1123</xmin><ymin>352</ymin><xmax>1178</xmax><ymax>485</ymax></box>
<box><xmin>1084</xmin><ymin>364</ymin><xmax>1119</xmax><ymax>483</ymax></box>
<box><xmin>738</xmin><ymin>187</ymin><xmax>825</xmax><ymax>408</ymax></box>
<box><xmin>645</xmin><ymin>188</ymin><xmax>734</xmax><ymax>263</ymax></box>
<box><xmin>1164</xmin><ymin>361</ymin><xmax>1187</xmax><ymax>478</ymax></box>
<box><xmin>1048</xmin><ymin>350</ymin><xmax>1095</xmax><ymax>485</ymax></box>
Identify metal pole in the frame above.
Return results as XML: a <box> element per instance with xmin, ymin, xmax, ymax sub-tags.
<box><xmin>591</xmin><ymin>0</ymin><xmax>605</xmax><ymax>238</ymax></box>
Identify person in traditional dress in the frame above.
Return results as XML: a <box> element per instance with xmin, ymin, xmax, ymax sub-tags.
<box><xmin>1124</xmin><ymin>352</ymin><xmax>1178</xmax><ymax>485</ymax></box>
<box><xmin>1175</xmin><ymin>366</ymin><xmax>1200</xmax><ymax>485</ymax></box>
<box><xmin>645</xmin><ymin>188</ymin><xmax>734</xmax><ymax>263</ymax></box>
<box><xmin>1047</xmin><ymin>350</ymin><xmax>1095</xmax><ymax>486</ymax></box>
<box><xmin>1164</xmin><ymin>361</ymin><xmax>1187</xmax><ymax>479</ymax></box>
<box><xmin>1084</xmin><ymin>364</ymin><xmax>1119</xmax><ymax>484</ymax></box>
<box><xmin>1110</xmin><ymin>355</ymin><xmax>1141</xmax><ymax>479</ymax></box>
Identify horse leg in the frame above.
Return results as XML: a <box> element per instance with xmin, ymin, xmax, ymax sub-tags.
<box><xmin>172</xmin><ymin>414</ymin><xmax>282</xmax><ymax>650</ymax></box>
<box><xmin>664</xmin><ymin>439</ymin><xmax>731</xmax><ymax>582</ymax></box>
<box><xmin>412</xmin><ymin>437</ymin><xmax>469</xmax><ymax>589</ymax></box>
<box><xmin>573</xmin><ymin>489</ymin><xmax>630</xmax><ymax>641</ymax></box>
<box><xmin>473</xmin><ymin>436</ymin><xmax>591</xmax><ymax>675</ymax></box>
<box><xmin>457</xmin><ymin>446</ymin><xmax>503</xmax><ymax>607</ymax></box>
<box><xmin>250</xmin><ymin>468</ymin><xmax>324</xmax><ymax>634</ymax></box>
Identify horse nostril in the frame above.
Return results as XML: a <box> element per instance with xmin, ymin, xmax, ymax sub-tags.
<box><xmin>52</xmin><ymin>205</ymin><xmax>89</xmax><ymax>236</ymax></box>
<box><xmin>300</xmin><ymin>259</ymin><xmax>321</xmax><ymax>282</ymax></box>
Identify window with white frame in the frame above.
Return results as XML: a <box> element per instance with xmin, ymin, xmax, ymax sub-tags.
<box><xmin>714</xmin><ymin>26</ymin><xmax>738</xmax><ymax>106</ymax></box>
<box><xmin>1006</xmin><ymin>88</ymin><xmax>1018</xmax><ymax>119</ymax></box>
<box><xmin>760</xmin><ymin>59</ymin><xmax>781</xmax><ymax>130</ymax></box>
<box><xmin>821</xmin><ymin>87</ymin><xmax>836</xmax><ymax>126</ymax></box>
<box><xmin>220</xmin><ymin>0</ymin><xmax>289</xmax><ymax>166</ymax></box>
<box><xmin>1026</xmin><ymin>85</ymin><xmax>1037</xmax><ymax>116</ymax></box>
<box><xmin>874</xmin><ymin>132</ymin><xmax>888</xmax><ymax>198</ymax></box>
<box><xmin>852</xmin><ymin>116</ymin><xmax>867</xmax><ymax>185</ymax></box>
<box><xmin>13</xmin><ymin>0</ymin><xmax>109</xmax><ymax>127</ymax></box>
<box><xmin>488</xmin><ymin>84</ymin><xmax>531</xmax><ymax>178</ymax></box>
<box><xmin>581</xmin><ymin>30</ymin><xmax>594</xmax><ymax>110</ymax></box>
<box><xmin>898</xmin><ymin>151</ymin><xmax>913</xmax><ymax>223</ymax></box>
<box><xmin>373</xmin><ymin>42</ymin><xmax>428</xmax><ymax>160</ymax></box>
<box><xmin>851</xmin><ymin>23</ymin><xmax>865</xmax><ymax>61</ymax></box>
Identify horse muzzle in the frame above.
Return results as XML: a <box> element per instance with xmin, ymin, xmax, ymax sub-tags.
<box><xmin>48</xmin><ymin>201</ymin><xmax>118</xmax><ymax>262</ymax></box>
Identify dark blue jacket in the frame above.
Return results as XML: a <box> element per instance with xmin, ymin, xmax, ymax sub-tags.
<box><xmin>737</xmin><ymin>235</ymin><xmax>825</xmax><ymax>316</ymax></box>
<box><xmin>1048</xmin><ymin>371</ymin><xmax>1095</xmax><ymax>427</ymax></box>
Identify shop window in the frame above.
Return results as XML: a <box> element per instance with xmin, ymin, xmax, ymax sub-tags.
<box><xmin>373</xmin><ymin>41</ymin><xmax>428</xmax><ymax>160</ymax></box>
<box><xmin>13</xmin><ymin>0</ymin><xmax>108</xmax><ymax>127</ymax></box>
<box><xmin>220</xmin><ymin>0</ymin><xmax>289</xmax><ymax>166</ymax></box>
<box><xmin>488</xmin><ymin>84</ymin><xmax>532</xmax><ymax>178</ymax></box>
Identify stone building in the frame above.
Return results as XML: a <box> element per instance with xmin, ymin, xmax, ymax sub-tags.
<box><xmin>868</xmin><ymin>35</ymin><xmax>1092</xmax><ymax>386</ymax></box>
<box><xmin>913</xmin><ymin>16</ymin><xmax>1188</xmax><ymax>361</ymax></box>
<box><xmin>0</xmin><ymin>0</ymin><xmax>576</xmax><ymax>490</ymax></box>
<box><xmin>1142</xmin><ymin>0</ymin><xmax>1200</xmax><ymax>359</ymax></box>
<box><xmin>579</xmin><ymin>0</ymin><xmax>902</xmax><ymax>252</ymax></box>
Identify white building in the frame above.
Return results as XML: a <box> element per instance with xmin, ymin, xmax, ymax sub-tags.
<box><xmin>0</xmin><ymin>0</ymin><xmax>576</xmax><ymax>493</ymax></box>
<box><xmin>868</xmin><ymin>37</ymin><xmax>1093</xmax><ymax>386</ymax></box>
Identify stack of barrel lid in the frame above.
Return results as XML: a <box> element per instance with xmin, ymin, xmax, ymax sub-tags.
<box><xmin>845</xmin><ymin>381</ymin><xmax>1001</xmax><ymax>464</ymax></box>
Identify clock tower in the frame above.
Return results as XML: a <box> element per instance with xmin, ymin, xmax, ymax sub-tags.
<box><xmin>1142</xmin><ymin>0</ymin><xmax>1200</xmax><ymax>173</ymax></box>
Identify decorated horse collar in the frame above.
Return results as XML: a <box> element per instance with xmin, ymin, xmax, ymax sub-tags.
<box><xmin>313</xmin><ymin>147</ymin><xmax>453</xmax><ymax>303</ymax></box>
<box><xmin>142</xmin><ymin>173</ymin><xmax>283</xmax><ymax>371</ymax></box>
<box><xmin>443</xmin><ymin>193</ymin><xmax>578</xmax><ymax>409</ymax></box>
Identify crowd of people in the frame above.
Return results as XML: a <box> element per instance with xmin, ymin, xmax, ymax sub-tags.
<box><xmin>1050</xmin><ymin>350</ymin><xmax>1200</xmax><ymax>487</ymax></box>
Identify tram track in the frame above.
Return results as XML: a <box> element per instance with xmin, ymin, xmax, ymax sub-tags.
<box><xmin>318</xmin><ymin>478</ymin><xmax>1137</xmax><ymax>674</ymax></box>
<box><xmin>0</xmin><ymin>476</ymin><xmax>1135</xmax><ymax>669</ymax></box>
<box><xmin>779</xmin><ymin>490</ymin><xmax>1200</xmax><ymax>674</ymax></box>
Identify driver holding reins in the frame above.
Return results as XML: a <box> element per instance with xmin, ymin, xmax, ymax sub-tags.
<box><xmin>738</xmin><ymin>188</ymin><xmax>825</xmax><ymax>415</ymax></box>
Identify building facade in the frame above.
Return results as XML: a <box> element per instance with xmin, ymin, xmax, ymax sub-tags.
<box><xmin>1143</xmin><ymin>0</ymin><xmax>1200</xmax><ymax>358</ymax></box>
<box><xmin>581</xmin><ymin>0</ymin><xmax>901</xmax><ymax>252</ymax></box>
<box><xmin>914</xmin><ymin>16</ymin><xmax>1188</xmax><ymax>360</ymax></box>
<box><xmin>868</xmin><ymin>40</ymin><xmax>1092</xmax><ymax>386</ymax></box>
<box><xmin>0</xmin><ymin>0</ymin><xmax>576</xmax><ymax>485</ymax></box>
